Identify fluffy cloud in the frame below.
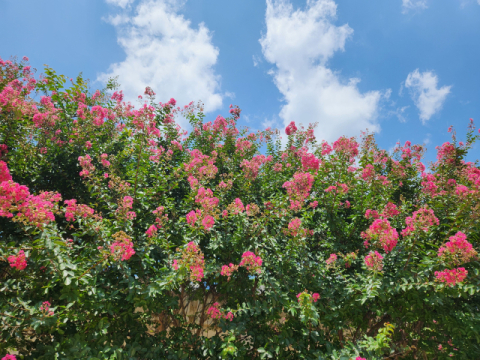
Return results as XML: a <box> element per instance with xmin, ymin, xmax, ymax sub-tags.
<box><xmin>401</xmin><ymin>0</ymin><xmax>428</xmax><ymax>14</ymax></box>
<box><xmin>105</xmin><ymin>0</ymin><xmax>135</xmax><ymax>8</ymax></box>
<box><xmin>404</xmin><ymin>69</ymin><xmax>451</xmax><ymax>124</ymax></box>
<box><xmin>99</xmin><ymin>0</ymin><xmax>223</xmax><ymax>116</ymax></box>
<box><xmin>260</xmin><ymin>0</ymin><xmax>382</xmax><ymax>143</ymax></box>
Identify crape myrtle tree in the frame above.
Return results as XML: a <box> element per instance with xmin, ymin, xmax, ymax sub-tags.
<box><xmin>0</xmin><ymin>56</ymin><xmax>479</xmax><ymax>360</ymax></box>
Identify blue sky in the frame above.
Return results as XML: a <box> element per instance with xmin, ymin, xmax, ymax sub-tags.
<box><xmin>1</xmin><ymin>0</ymin><xmax>479</xmax><ymax>162</ymax></box>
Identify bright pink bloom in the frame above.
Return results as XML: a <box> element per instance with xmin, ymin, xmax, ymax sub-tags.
<box><xmin>239</xmin><ymin>251</ymin><xmax>262</xmax><ymax>274</ymax></box>
<box><xmin>0</xmin><ymin>160</ymin><xmax>12</xmax><ymax>182</ymax></box>
<box><xmin>361</xmin><ymin>218</ymin><xmax>399</xmax><ymax>253</ymax></box>
<box><xmin>207</xmin><ymin>302</ymin><xmax>222</xmax><ymax>319</ymax></box>
<box><xmin>333</xmin><ymin>136</ymin><xmax>359</xmax><ymax>161</ymax></box>
<box><xmin>202</xmin><ymin>215</ymin><xmax>215</xmax><ymax>230</ymax></box>
<box><xmin>288</xmin><ymin>217</ymin><xmax>302</xmax><ymax>237</ymax></box>
<box><xmin>435</xmin><ymin>268</ymin><xmax>468</xmax><ymax>286</ymax></box>
<box><xmin>146</xmin><ymin>224</ymin><xmax>158</xmax><ymax>238</ymax></box>
<box><xmin>186</xmin><ymin>210</ymin><xmax>199</xmax><ymax>226</ymax></box>
<box><xmin>309</xmin><ymin>201</ymin><xmax>318</xmax><ymax>208</ymax></box>
<box><xmin>312</xmin><ymin>293</ymin><xmax>320</xmax><ymax>302</ymax></box>
<box><xmin>362</xmin><ymin>164</ymin><xmax>375</xmax><ymax>182</ymax></box>
<box><xmin>285</xmin><ymin>121</ymin><xmax>297</xmax><ymax>135</ymax></box>
<box><xmin>8</xmin><ymin>250</ymin><xmax>27</xmax><ymax>270</ymax></box>
<box><xmin>1</xmin><ymin>354</ymin><xmax>16</xmax><ymax>360</ymax></box>
<box><xmin>438</xmin><ymin>232</ymin><xmax>477</xmax><ymax>266</ymax></box>
<box><xmin>110</xmin><ymin>234</ymin><xmax>135</xmax><ymax>261</ymax></box>
<box><xmin>402</xmin><ymin>207</ymin><xmax>439</xmax><ymax>237</ymax></box>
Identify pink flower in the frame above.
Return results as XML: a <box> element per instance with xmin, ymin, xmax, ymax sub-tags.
<box><xmin>402</xmin><ymin>207</ymin><xmax>439</xmax><ymax>237</ymax></box>
<box><xmin>110</xmin><ymin>232</ymin><xmax>135</xmax><ymax>261</ymax></box>
<box><xmin>186</xmin><ymin>210</ymin><xmax>199</xmax><ymax>226</ymax></box>
<box><xmin>8</xmin><ymin>250</ymin><xmax>27</xmax><ymax>270</ymax></box>
<box><xmin>326</xmin><ymin>253</ymin><xmax>337</xmax><ymax>266</ymax></box>
<box><xmin>202</xmin><ymin>215</ymin><xmax>215</xmax><ymax>230</ymax></box>
<box><xmin>221</xmin><ymin>263</ymin><xmax>237</xmax><ymax>278</ymax></box>
<box><xmin>85</xmin><ymin>141</ymin><xmax>92</xmax><ymax>149</ymax></box>
<box><xmin>355</xmin><ymin>358</ymin><xmax>366</xmax><ymax>360</ymax></box>
<box><xmin>207</xmin><ymin>302</ymin><xmax>222</xmax><ymax>319</ymax></box>
<box><xmin>1</xmin><ymin>354</ymin><xmax>17</xmax><ymax>360</ymax></box>
<box><xmin>309</xmin><ymin>201</ymin><xmax>318</xmax><ymax>208</ymax></box>
<box><xmin>172</xmin><ymin>259</ymin><xmax>179</xmax><ymax>270</ymax></box>
<box><xmin>364</xmin><ymin>251</ymin><xmax>384</xmax><ymax>272</ymax></box>
<box><xmin>224</xmin><ymin>311</ymin><xmax>234</xmax><ymax>321</ymax></box>
<box><xmin>438</xmin><ymin>232</ymin><xmax>477</xmax><ymax>266</ymax></box>
<box><xmin>0</xmin><ymin>161</ymin><xmax>12</xmax><ymax>182</ymax></box>
<box><xmin>285</xmin><ymin>121</ymin><xmax>297</xmax><ymax>136</ymax></box>
<box><xmin>239</xmin><ymin>251</ymin><xmax>262</xmax><ymax>274</ymax></box>
<box><xmin>146</xmin><ymin>224</ymin><xmax>158</xmax><ymax>238</ymax></box>
<box><xmin>312</xmin><ymin>293</ymin><xmax>320</xmax><ymax>302</ymax></box>
<box><xmin>288</xmin><ymin>217</ymin><xmax>302</xmax><ymax>236</ymax></box>
<box><xmin>435</xmin><ymin>268</ymin><xmax>468</xmax><ymax>286</ymax></box>
<box><xmin>361</xmin><ymin>219</ymin><xmax>398</xmax><ymax>253</ymax></box>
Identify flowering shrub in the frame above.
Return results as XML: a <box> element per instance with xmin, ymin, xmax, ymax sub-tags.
<box><xmin>1</xmin><ymin>56</ymin><xmax>480</xmax><ymax>359</ymax></box>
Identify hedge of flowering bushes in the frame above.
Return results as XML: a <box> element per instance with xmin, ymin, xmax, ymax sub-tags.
<box><xmin>1</xmin><ymin>55</ymin><xmax>480</xmax><ymax>360</ymax></box>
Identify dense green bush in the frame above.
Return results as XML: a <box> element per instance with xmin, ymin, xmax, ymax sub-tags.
<box><xmin>1</xmin><ymin>56</ymin><xmax>480</xmax><ymax>359</ymax></box>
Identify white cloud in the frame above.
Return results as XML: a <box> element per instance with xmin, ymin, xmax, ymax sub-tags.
<box><xmin>402</xmin><ymin>0</ymin><xmax>428</xmax><ymax>14</ymax></box>
<box><xmin>98</xmin><ymin>0</ymin><xmax>223</xmax><ymax>117</ymax></box>
<box><xmin>105</xmin><ymin>0</ymin><xmax>135</xmax><ymax>9</ymax></box>
<box><xmin>404</xmin><ymin>69</ymin><xmax>451</xmax><ymax>124</ymax></box>
<box><xmin>260</xmin><ymin>0</ymin><xmax>382</xmax><ymax>142</ymax></box>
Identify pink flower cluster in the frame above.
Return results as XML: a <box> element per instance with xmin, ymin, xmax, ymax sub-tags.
<box><xmin>438</xmin><ymin>231</ymin><xmax>477</xmax><ymax>266</ymax></box>
<box><xmin>381</xmin><ymin>202</ymin><xmax>400</xmax><ymax>218</ymax></box>
<box><xmin>172</xmin><ymin>242</ymin><xmax>205</xmax><ymax>282</ymax></box>
<box><xmin>436</xmin><ymin>141</ymin><xmax>456</xmax><ymax>164</ymax></box>
<box><xmin>146</xmin><ymin>206</ymin><xmax>169</xmax><ymax>237</ymax></box>
<box><xmin>1</xmin><ymin>354</ymin><xmax>16</xmax><ymax>360</ymax></box>
<box><xmin>364</xmin><ymin>251</ymin><xmax>384</xmax><ymax>272</ymax></box>
<box><xmin>435</xmin><ymin>268</ymin><xmax>468</xmax><ymax>286</ymax></box>
<box><xmin>285</xmin><ymin>121</ymin><xmax>297</xmax><ymax>136</ymax></box>
<box><xmin>361</xmin><ymin>219</ymin><xmax>399</xmax><ymax>253</ymax></box>
<box><xmin>301</xmin><ymin>153</ymin><xmax>321</xmax><ymax>172</ymax></box>
<box><xmin>0</xmin><ymin>160</ymin><xmax>12</xmax><ymax>182</ymax></box>
<box><xmin>326</xmin><ymin>253</ymin><xmax>337</xmax><ymax>266</ymax></box>
<box><xmin>40</xmin><ymin>301</ymin><xmax>54</xmax><ymax>316</ymax></box>
<box><xmin>239</xmin><ymin>251</ymin><xmax>263</xmax><ymax>274</ymax></box>
<box><xmin>402</xmin><ymin>207</ymin><xmax>439</xmax><ymax>237</ymax></box>
<box><xmin>241</xmin><ymin>155</ymin><xmax>270</xmax><ymax>180</ymax></box>
<box><xmin>64</xmin><ymin>199</ymin><xmax>96</xmax><ymax>222</ymax></box>
<box><xmin>207</xmin><ymin>302</ymin><xmax>234</xmax><ymax>321</ymax></box>
<box><xmin>110</xmin><ymin>232</ymin><xmax>135</xmax><ymax>261</ymax></box>
<box><xmin>221</xmin><ymin>263</ymin><xmax>238</xmax><ymax>280</ymax></box>
<box><xmin>333</xmin><ymin>136</ymin><xmax>359</xmax><ymax>162</ymax></box>
<box><xmin>8</xmin><ymin>250</ymin><xmax>27</xmax><ymax>270</ymax></box>
<box><xmin>15</xmin><ymin>191</ymin><xmax>61</xmax><ymax>227</ymax></box>
<box><xmin>283</xmin><ymin>172</ymin><xmax>314</xmax><ymax>210</ymax></box>
<box><xmin>78</xmin><ymin>154</ymin><xmax>95</xmax><ymax>177</ymax></box>
<box><xmin>184</xmin><ymin>149</ymin><xmax>219</xmax><ymax>181</ymax></box>
<box><xmin>100</xmin><ymin>153</ymin><xmax>110</xmax><ymax>168</ymax></box>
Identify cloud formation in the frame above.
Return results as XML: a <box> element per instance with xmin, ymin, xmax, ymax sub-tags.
<box><xmin>260</xmin><ymin>0</ymin><xmax>382</xmax><ymax>142</ymax></box>
<box><xmin>105</xmin><ymin>0</ymin><xmax>135</xmax><ymax>8</ymax></box>
<box><xmin>401</xmin><ymin>0</ymin><xmax>428</xmax><ymax>14</ymax></box>
<box><xmin>99</xmin><ymin>0</ymin><xmax>223</xmax><ymax>115</ymax></box>
<box><xmin>404</xmin><ymin>69</ymin><xmax>451</xmax><ymax>124</ymax></box>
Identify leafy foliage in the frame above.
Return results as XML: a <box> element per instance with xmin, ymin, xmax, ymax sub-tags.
<box><xmin>1</xmin><ymin>56</ymin><xmax>480</xmax><ymax>359</ymax></box>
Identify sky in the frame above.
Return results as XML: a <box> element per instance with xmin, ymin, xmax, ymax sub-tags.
<box><xmin>1</xmin><ymin>0</ymin><xmax>480</xmax><ymax>162</ymax></box>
